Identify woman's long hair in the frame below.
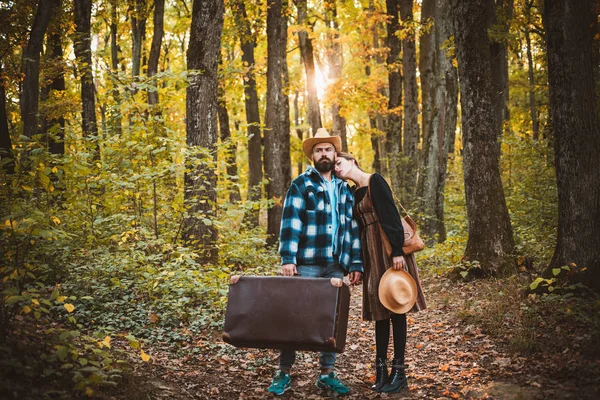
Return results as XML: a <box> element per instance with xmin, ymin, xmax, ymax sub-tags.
<box><xmin>337</xmin><ymin>152</ymin><xmax>362</xmax><ymax>171</ymax></box>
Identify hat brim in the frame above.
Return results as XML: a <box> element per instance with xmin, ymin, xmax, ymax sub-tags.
<box><xmin>302</xmin><ymin>136</ymin><xmax>342</xmax><ymax>160</ymax></box>
<box><xmin>378</xmin><ymin>269</ymin><xmax>418</xmax><ymax>314</ymax></box>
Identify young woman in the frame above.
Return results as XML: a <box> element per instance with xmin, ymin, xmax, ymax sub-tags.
<box><xmin>334</xmin><ymin>152</ymin><xmax>426</xmax><ymax>393</ymax></box>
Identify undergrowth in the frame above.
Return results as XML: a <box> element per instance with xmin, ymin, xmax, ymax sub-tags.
<box><xmin>456</xmin><ymin>275</ymin><xmax>600</xmax><ymax>358</ymax></box>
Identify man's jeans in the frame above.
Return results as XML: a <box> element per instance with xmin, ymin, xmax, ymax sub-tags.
<box><xmin>278</xmin><ymin>263</ymin><xmax>345</xmax><ymax>371</ymax></box>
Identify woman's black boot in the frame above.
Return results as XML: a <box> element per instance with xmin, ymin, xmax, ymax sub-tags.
<box><xmin>371</xmin><ymin>358</ymin><xmax>388</xmax><ymax>391</ymax></box>
<box><xmin>379</xmin><ymin>359</ymin><xmax>408</xmax><ymax>393</ymax></box>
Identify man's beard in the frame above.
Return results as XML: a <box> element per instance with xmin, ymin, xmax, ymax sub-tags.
<box><xmin>315</xmin><ymin>157</ymin><xmax>334</xmax><ymax>172</ymax></box>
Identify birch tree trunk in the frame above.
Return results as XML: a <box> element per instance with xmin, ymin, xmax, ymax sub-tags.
<box><xmin>543</xmin><ymin>0</ymin><xmax>600</xmax><ymax>291</ymax></box>
<box><xmin>183</xmin><ymin>0</ymin><xmax>224</xmax><ymax>263</ymax></box>
<box><xmin>452</xmin><ymin>0</ymin><xmax>515</xmax><ymax>277</ymax></box>
<box><xmin>265</xmin><ymin>0</ymin><xmax>291</xmax><ymax>242</ymax></box>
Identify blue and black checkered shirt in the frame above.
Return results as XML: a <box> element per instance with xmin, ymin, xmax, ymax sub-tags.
<box><xmin>278</xmin><ymin>166</ymin><xmax>363</xmax><ymax>274</ymax></box>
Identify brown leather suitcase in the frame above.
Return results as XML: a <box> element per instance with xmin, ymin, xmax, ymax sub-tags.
<box><xmin>222</xmin><ymin>276</ymin><xmax>350</xmax><ymax>353</ymax></box>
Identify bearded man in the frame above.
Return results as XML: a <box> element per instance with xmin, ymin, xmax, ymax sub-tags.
<box><xmin>267</xmin><ymin>128</ymin><xmax>363</xmax><ymax>396</ymax></box>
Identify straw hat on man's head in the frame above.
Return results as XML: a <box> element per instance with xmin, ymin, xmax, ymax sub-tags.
<box><xmin>302</xmin><ymin>128</ymin><xmax>342</xmax><ymax>160</ymax></box>
<box><xmin>378</xmin><ymin>268</ymin><xmax>417</xmax><ymax>314</ymax></box>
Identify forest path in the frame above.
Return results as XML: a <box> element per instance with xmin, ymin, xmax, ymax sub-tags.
<box><xmin>124</xmin><ymin>276</ymin><xmax>597</xmax><ymax>399</ymax></box>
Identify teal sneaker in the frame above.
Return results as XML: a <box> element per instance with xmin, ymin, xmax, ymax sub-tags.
<box><xmin>316</xmin><ymin>371</ymin><xmax>350</xmax><ymax>395</ymax></box>
<box><xmin>268</xmin><ymin>370</ymin><xmax>291</xmax><ymax>395</ymax></box>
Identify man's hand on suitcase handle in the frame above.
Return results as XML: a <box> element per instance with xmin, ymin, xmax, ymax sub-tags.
<box><xmin>281</xmin><ymin>263</ymin><xmax>297</xmax><ymax>276</ymax></box>
<box><xmin>281</xmin><ymin>264</ymin><xmax>362</xmax><ymax>286</ymax></box>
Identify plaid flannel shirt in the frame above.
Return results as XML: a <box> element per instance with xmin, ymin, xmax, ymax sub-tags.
<box><xmin>279</xmin><ymin>166</ymin><xmax>363</xmax><ymax>274</ymax></box>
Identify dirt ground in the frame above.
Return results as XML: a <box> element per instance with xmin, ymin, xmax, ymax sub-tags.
<box><xmin>115</xmin><ymin>276</ymin><xmax>600</xmax><ymax>400</ymax></box>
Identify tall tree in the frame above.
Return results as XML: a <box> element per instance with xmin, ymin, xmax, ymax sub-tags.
<box><xmin>130</xmin><ymin>0</ymin><xmax>149</xmax><ymax>80</ymax></box>
<box><xmin>293</xmin><ymin>90</ymin><xmax>305</xmax><ymax>174</ymax></box>
<box><xmin>324</xmin><ymin>0</ymin><xmax>347</xmax><ymax>150</ymax></box>
<box><xmin>40</xmin><ymin>10</ymin><xmax>65</xmax><ymax>155</ymax></box>
<box><xmin>73</xmin><ymin>0</ymin><xmax>99</xmax><ymax>141</ymax></box>
<box><xmin>20</xmin><ymin>0</ymin><xmax>53</xmax><ymax>139</ymax></box>
<box><xmin>419</xmin><ymin>0</ymin><xmax>434</xmax><ymax>162</ymax></box>
<box><xmin>147</xmin><ymin>0</ymin><xmax>165</xmax><ymax>106</ymax></box>
<box><xmin>110</xmin><ymin>0</ymin><xmax>120</xmax><ymax>73</ymax></box>
<box><xmin>367</xmin><ymin>0</ymin><xmax>386</xmax><ymax>174</ymax></box>
<box><xmin>217</xmin><ymin>72</ymin><xmax>241</xmax><ymax>204</ymax></box>
<box><xmin>489</xmin><ymin>0</ymin><xmax>513</xmax><ymax>144</ymax></box>
<box><xmin>385</xmin><ymin>0</ymin><xmax>403</xmax><ymax>194</ymax></box>
<box><xmin>184</xmin><ymin>0</ymin><xmax>224</xmax><ymax>262</ymax></box>
<box><xmin>419</xmin><ymin>0</ymin><xmax>458</xmax><ymax>243</ymax></box>
<box><xmin>452</xmin><ymin>0</ymin><xmax>515</xmax><ymax>276</ymax></box>
<box><xmin>264</xmin><ymin>0</ymin><xmax>291</xmax><ymax>241</ymax></box>
<box><xmin>109</xmin><ymin>0</ymin><xmax>123</xmax><ymax>136</ymax></box>
<box><xmin>523</xmin><ymin>0</ymin><xmax>539</xmax><ymax>139</ymax></box>
<box><xmin>294</xmin><ymin>0</ymin><xmax>321</xmax><ymax>135</ymax></box>
<box><xmin>232</xmin><ymin>0</ymin><xmax>263</xmax><ymax>227</ymax></box>
<box><xmin>399</xmin><ymin>0</ymin><xmax>418</xmax><ymax>205</ymax></box>
<box><xmin>543</xmin><ymin>0</ymin><xmax>600</xmax><ymax>290</ymax></box>
<box><xmin>0</xmin><ymin>63</ymin><xmax>14</xmax><ymax>175</ymax></box>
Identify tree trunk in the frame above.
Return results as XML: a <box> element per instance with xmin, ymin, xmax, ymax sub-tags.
<box><xmin>420</xmin><ymin>0</ymin><xmax>458</xmax><ymax>244</ymax></box>
<box><xmin>0</xmin><ymin>64</ymin><xmax>14</xmax><ymax>175</ymax></box>
<box><xmin>294</xmin><ymin>0</ymin><xmax>321</xmax><ymax>136</ymax></box>
<box><xmin>489</xmin><ymin>0</ymin><xmax>513</xmax><ymax>144</ymax></box>
<box><xmin>146</xmin><ymin>0</ymin><xmax>165</xmax><ymax>240</ymax></box>
<box><xmin>293</xmin><ymin>91</ymin><xmax>305</xmax><ymax>175</ymax></box>
<box><xmin>41</xmin><ymin>28</ymin><xmax>65</xmax><ymax>155</ymax></box>
<box><xmin>524</xmin><ymin>0</ymin><xmax>539</xmax><ymax>139</ymax></box>
<box><xmin>110</xmin><ymin>0</ymin><xmax>123</xmax><ymax>136</ymax></box>
<box><xmin>111</xmin><ymin>1</ymin><xmax>120</xmax><ymax>72</ymax></box>
<box><xmin>265</xmin><ymin>0</ymin><xmax>291</xmax><ymax>242</ymax></box>
<box><xmin>130</xmin><ymin>0</ymin><xmax>148</xmax><ymax>80</ymax></box>
<box><xmin>385</xmin><ymin>0</ymin><xmax>403</xmax><ymax>194</ymax></box>
<box><xmin>74</xmin><ymin>0</ymin><xmax>99</xmax><ymax>142</ymax></box>
<box><xmin>218</xmin><ymin>76</ymin><xmax>241</xmax><ymax>204</ymax></box>
<box><xmin>233</xmin><ymin>0</ymin><xmax>263</xmax><ymax>227</ymax></box>
<box><xmin>416</xmin><ymin>0</ymin><xmax>435</xmax><ymax>226</ymax></box>
<box><xmin>368</xmin><ymin>0</ymin><xmax>386</xmax><ymax>174</ymax></box>
<box><xmin>20</xmin><ymin>0</ymin><xmax>53</xmax><ymax>139</ymax></box>
<box><xmin>324</xmin><ymin>0</ymin><xmax>347</xmax><ymax>150</ymax></box>
<box><xmin>184</xmin><ymin>0</ymin><xmax>224</xmax><ymax>263</ymax></box>
<box><xmin>399</xmin><ymin>0</ymin><xmax>418</xmax><ymax>205</ymax></box>
<box><xmin>543</xmin><ymin>0</ymin><xmax>600</xmax><ymax>291</ymax></box>
<box><xmin>148</xmin><ymin>0</ymin><xmax>165</xmax><ymax>106</ymax></box>
<box><xmin>452</xmin><ymin>0</ymin><xmax>515</xmax><ymax>277</ymax></box>
<box><xmin>419</xmin><ymin>0</ymin><xmax>434</xmax><ymax>161</ymax></box>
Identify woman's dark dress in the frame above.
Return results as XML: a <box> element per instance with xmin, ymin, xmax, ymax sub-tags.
<box><xmin>354</xmin><ymin>173</ymin><xmax>427</xmax><ymax>321</ymax></box>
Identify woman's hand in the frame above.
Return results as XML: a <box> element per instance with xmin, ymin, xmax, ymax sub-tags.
<box><xmin>348</xmin><ymin>271</ymin><xmax>362</xmax><ymax>285</ymax></box>
<box><xmin>392</xmin><ymin>255</ymin><xmax>406</xmax><ymax>271</ymax></box>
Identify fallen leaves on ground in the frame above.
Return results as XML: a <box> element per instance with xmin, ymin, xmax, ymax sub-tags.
<box><xmin>111</xmin><ymin>276</ymin><xmax>599</xmax><ymax>399</ymax></box>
